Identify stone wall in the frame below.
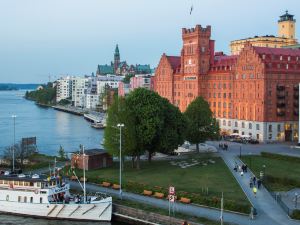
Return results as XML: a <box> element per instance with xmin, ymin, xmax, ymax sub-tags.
<box><xmin>113</xmin><ymin>204</ymin><xmax>202</xmax><ymax>225</ymax></box>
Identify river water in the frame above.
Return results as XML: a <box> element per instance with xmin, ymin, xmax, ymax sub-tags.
<box><xmin>0</xmin><ymin>90</ymin><xmax>103</xmax><ymax>155</ymax></box>
<box><xmin>0</xmin><ymin>90</ymin><xmax>127</xmax><ymax>225</ymax></box>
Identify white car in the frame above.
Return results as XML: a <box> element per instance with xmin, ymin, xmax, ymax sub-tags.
<box><xmin>198</xmin><ymin>143</ymin><xmax>218</xmax><ymax>153</ymax></box>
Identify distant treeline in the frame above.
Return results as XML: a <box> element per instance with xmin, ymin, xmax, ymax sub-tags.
<box><xmin>0</xmin><ymin>83</ymin><xmax>40</xmax><ymax>90</ymax></box>
<box><xmin>25</xmin><ymin>83</ymin><xmax>56</xmax><ymax>106</ymax></box>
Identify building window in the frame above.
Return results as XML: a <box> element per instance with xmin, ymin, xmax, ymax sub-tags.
<box><xmin>235</xmin><ymin>122</ymin><xmax>238</xmax><ymax>127</ymax></box>
<box><xmin>268</xmin><ymin>125</ymin><xmax>272</xmax><ymax>132</ymax></box>
<box><xmin>24</xmin><ymin>197</ymin><xmax>27</xmax><ymax>203</ymax></box>
<box><xmin>277</xmin><ymin>124</ymin><xmax>281</xmax><ymax>132</ymax></box>
<box><xmin>228</xmin><ymin>121</ymin><xmax>231</xmax><ymax>126</ymax></box>
<box><xmin>286</xmin><ymin>64</ymin><xmax>289</xmax><ymax>70</ymax></box>
<box><xmin>242</xmin><ymin>122</ymin><xmax>245</xmax><ymax>128</ymax></box>
<box><xmin>256</xmin><ymin>124</ymin><xmax>260</xmax><ymax>130</ymax></box>
<box><xmin>223</xmin><ymin>120</ymin><xmax>226</xmax><ymax>126</ymax></box>
<box><xmin>218</xmin><ymin>102</ymin><xmax>221</xmax><ymax>107</ymax></box>
<box><xmin>223</xmin><ymin>93</ymin><xmax>226</xmax><ymax>98</ymax></box>
<box><xmin>213</xmin><ymin>102</ymin><xmax>216</xmax><ymax>107</ymax></box>
<box><xmin>40</xmin><ymin>197</ymin><xmax>43</xmax><ymax>203</ymax></box>
<box><xmin>30</xmin><ymin>197</ymin><xmax>33</xmax><ymax>203</ymax></box>
<box><xmin>18</xmin><ymin>196</ymin><xmax>21</xmax><ymax>202</ymax></box>
<box><xmin>249</xmin><ymin>123</ymin><xmax>252</xmax><ymax>129</ymax></box>
<box><xmin>280</xmin><ymin>56</ymin><xmax>283</xmax><ymax>61</ymax></box>
<box><xmin>223</xmin><ymin>102</ymin><xmax>227</xmax><ymax>108</ymax></box>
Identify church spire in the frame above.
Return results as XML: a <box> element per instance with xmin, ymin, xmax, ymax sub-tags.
<box><xmin>114</xmin><ymin>44</ymin><xmax>120</xmax><ymax>74</ymax></box>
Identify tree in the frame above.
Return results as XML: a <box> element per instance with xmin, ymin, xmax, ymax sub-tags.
<box><xmin>184</xmin><ymin>97</ymin><xmax>219</xmax><ymax>152</ymax></box>
<box><xmin>58</xmin><ymin>145</ymin><xmax>65</xmax><ymax>160</ymax></box>
<box><xmin>3</xmin><ymin>142</ymin><xmax>36</xmax><ymax>169</ymax></box>
<box><xmin>150</xmin><ymin>98</ymin><xmax>187</xmax><ymax>160</ymax></box>
<box><xmin>104</xmin><ymin>96</ymin><xmax>138</xmax><ymax>168</ymax></box>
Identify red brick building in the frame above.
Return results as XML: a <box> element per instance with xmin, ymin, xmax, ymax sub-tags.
<box><xmin>153</xmin><ymin>25</ymin><xmax>300</xmax><ymax>142</ymax></box>
<box><xmin>71</xmin><ymin>149</ymin><xmax>113</xmax><ymax>171</ymax></box>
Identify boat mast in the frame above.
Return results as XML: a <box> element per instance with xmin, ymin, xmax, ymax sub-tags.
<box><xmin>82</xmin><ymin>145</ymin><xmax>86</xmax><ymax>203</ymax></box>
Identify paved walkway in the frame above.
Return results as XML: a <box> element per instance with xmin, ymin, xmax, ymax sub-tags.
<box><xmin>220</xmin><ymin>151</ymin><xmax>300</xmax><ymax>225</ymax></box>
<box><xmin>69</xmin><ymin>181</ymin><xmax>253</xmax><ymax>225</ymax></box>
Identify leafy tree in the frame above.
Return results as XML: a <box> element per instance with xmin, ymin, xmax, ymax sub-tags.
<box><xmin>123</xmin><ymin>74</ymin><xmax>135</xmax><ymax>84</ymax></box>
<box><xmin>150</xmin><ymin>98</ymin><xmax>187</xmax><ymax>160</ymax></box>
<box><xmin>184</xmin><ymin>97</ymin><xmax>219</xmax><ymax>152</ymax></box>
<box><xmin>58</xmin><ymin>145</ymin><xmax>65</xmax><ymax>160</ymax></box>
<box><xmin>104</xmin><ymin>96</ymin><xmax>137</xmax><ymax>168</ymax></box>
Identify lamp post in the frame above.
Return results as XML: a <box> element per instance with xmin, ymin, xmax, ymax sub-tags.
<box><xmin>117</xmin><ymin>123</ymin><xmax>124</xmax><ymax>200</ymax></box>
<box><xmin>295</xmin><ymin>192</ymin><xmax>298</xmax><ymax>209</ymax></box>
<box><xmin>263</xmin><ymin>164</ymin><xmax>266</xmax><ymax>181</ymax></box>
<box><xmin>249</xmin><ymin>152</ymin><xmax>252</xmax><ymax>170</ymax></box>
<box><xmin>11</xmin><ymin>115</ymin><xmax>17</xmax><ymax>172</ymax></box>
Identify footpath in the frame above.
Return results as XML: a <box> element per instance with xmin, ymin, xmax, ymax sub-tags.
<box><xmin>70</xmin><ymin>181</ymin><xmax>254</xmax><ymax>225</ymax></box>
<box><xmin>220</xmin><ymin>151</ymin><xmax>300</xmax><ymax>225</ymax></box>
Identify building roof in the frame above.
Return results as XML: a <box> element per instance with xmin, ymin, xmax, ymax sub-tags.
<box><xmin>253</xmin><ymin>46</ymin><xmax>300</xmax><ymax>56</ymax></box>
<box><xmin>279</xmin><ymin>10</ymin><xmax>295</xmax><ymax>22</ymax></box>
<box><xmin>97</xmin><ymin>64</ymin><xmax>114</xmax><ymax>75</ymax></box>
<box><xmin>166</xmin><ymin>56</ymin><xmax>181</xmax><ymax>70</ymax></box>
<box><xmin>73</xmin><ymin>148</ymin><xmax>109</xmax><ymax>156</ymax></box>
<box><xmin>282</xmin><ymin>44</ymin><xmax>300</xmax><ymax>49</ymax></box>
<box><xmin>213</xmin><ymin>55</ymin><xmax>238</xmax><ymax>67</ymax></box>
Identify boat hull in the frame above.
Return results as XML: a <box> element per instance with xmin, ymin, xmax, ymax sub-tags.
<box><xmin>0</xmin><ymin>198</ymin><xmax>112</xmax><ymax>221</ymax></box>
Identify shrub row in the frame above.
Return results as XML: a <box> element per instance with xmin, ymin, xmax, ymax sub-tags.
<box><xmin>94</xmin><ymin>178</ymin><xmax>250</xmax><ymax>214</ymax></box>
<box><xmin>261</xmin><ymin>152</ymin><xmax>300</xmax><ymax>163</ymax></box>
<box><xmin>265</xmin><ymin>175</ymin><xmax>300</xmax><ymax>189</ymax></box>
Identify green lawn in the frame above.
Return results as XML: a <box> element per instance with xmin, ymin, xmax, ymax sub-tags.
<box><xmin>70</xmin><ymin>153</ymin><xmax>250</xmax><ymax>213</ymax></box>
<box><xmin>241</xmin><ymin>153</ymin><xmax>300</xmax><ymax>192</ymax></box>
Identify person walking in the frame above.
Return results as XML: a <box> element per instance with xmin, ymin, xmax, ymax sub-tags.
<box><xmin>253</xmin><ymin>176</ymin><xmax>257</xmax><ymax>186</ymax></box>
<box><xmin>257</xmin><ymin>179</ymin><xmax>261</xmax><ymax>189</ymax></box>
<box><xmin>253</xmin><ymin>186</ymin><xmax>257</xmax><ymax>197</ymax></box>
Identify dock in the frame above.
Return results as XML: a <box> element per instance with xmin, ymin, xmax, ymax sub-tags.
<box><xmin>52</xmin><ymin>105</ymin><xmax>86</xmax><ymax>116</ymax></box>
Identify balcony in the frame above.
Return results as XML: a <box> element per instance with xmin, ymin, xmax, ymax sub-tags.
<box><xmin>277</xmin><ymin>85</ymin><xmax>285</xmax><ymax>91</ymax></box>
<box><xmin>277</xmin><ymin>93</ymin><xmax>286</xmax><ymax>99</ymax></box>
<box><xmin>277</xmin><ymin>103</ymin><xmax>286</xmax><ymax>108</ymax></box>
<box><xmin>277</xmin><ymin>111</ymin><xmax>286</xmax><ymax>117</ymax></box>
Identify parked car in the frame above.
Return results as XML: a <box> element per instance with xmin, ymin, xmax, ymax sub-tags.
<box><xmin>249</xmin><ymin>139</ymin><xmax>259</xmax><ymax>144</ymax></box>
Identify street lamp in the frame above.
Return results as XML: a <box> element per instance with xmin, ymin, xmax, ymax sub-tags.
<box><xmin>117</xmin><ymin>123</ymin><xmax>124</xmax><ymax>200</ymax></box>
<box><xmin>11</xmin><ymin>115</ymin><xmax>17</xmax><ymax>172</ymax></box>
<box><xmin>249</xmin><ymin>152</ymin><xmax>252</xmax><ymax>170</ymax></box>
<box><xmin>296</xmin><ymin>193</ymin><xmax>298</xmax><ymax>209</ymax></box>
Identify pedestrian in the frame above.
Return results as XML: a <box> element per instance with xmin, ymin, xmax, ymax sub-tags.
<box><xmin>249</xmin><ymin>180</ymin><xmax>253</xmax><ymax>188</ymax></box>
<box><xmin>241</xmin><ymin>164</ymin><xmax>245</xmax><ymax>173</ymax></box>
<box><xmin>234</xmin><ymin>164</ymin><xmax>237</xmax><ymax>172</ymax></box>
<box><xmin>253</xmin><ymin>176</ymin><xmax>256</xmax><ymax>186</ymax></box>
<box><xmin>250</xmin><ymin>207</ymin><xmax>254</xmax><ymax>220</ymax></box>
<box><xmin>253</xmin><ymin>187</ymin><xmax>257</xmax><ymax>197</ymax></box>
<box><xmin>245</xmin><ymin>164</ymin><xmax>248</xmax><ymax>173</ymax></box>
<box><xmin>241</xmin><ymin>171</ymin><xmax>244</xmax><ymax>176</ymax></box>
<box><xmin>182</xmin><ymin>221</ymin><xmax>189</xmax><ymax>225</ymax></box>
<box><xmin>238</xmin><ymin>165</ymin><xmax>241</xmax><ymax>172</ymax></box>
<box><xmin>257</xmin><ymin>179</ymin><xmax>261</xmax><ymax>189</ymax></box>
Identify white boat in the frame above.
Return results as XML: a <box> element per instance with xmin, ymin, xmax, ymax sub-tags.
<box><xmin>91</xmin><ymin>122</ymin><xmax>105</xmax><ymax>129</ymax></box>
<box><xmin>0</xmin><ymin>147</ymin><xmax>112</xmax><ymax>221</ymax></box>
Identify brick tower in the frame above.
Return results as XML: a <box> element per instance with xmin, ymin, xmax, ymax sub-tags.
<box><xmin>181</xmin><ymin>25</ymin><xmax>213</xmax><ymax>75</ymax></box>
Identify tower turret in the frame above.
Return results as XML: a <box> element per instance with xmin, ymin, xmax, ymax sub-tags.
<box><xmin>278</xmin><ymin>10</ymin><xmax>296</xmax><ymax>39</ymax></box>
<box><xmin>114</xmin><ymin>44</ymin><xmax>120</xmax><ymax>73</ymax></box>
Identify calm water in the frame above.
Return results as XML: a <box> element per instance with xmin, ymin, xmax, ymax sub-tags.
<box><xmin>0</xmin><ymin>90</ymin><xmax>103</xmax><ymax>155</ymax></box>
<box><xmin>0</xmin><ymin>90</ymin><xmax>127</xmax><ymax>225</ymax></box>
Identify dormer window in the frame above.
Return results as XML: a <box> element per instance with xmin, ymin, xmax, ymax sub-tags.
<box><xmin>262</xmin><ymin>54</ymin><xmax>266</xmax><ymax>59</ymax></box>
<box><xmin>280</xmin><ymin>56</ymin><xmax>283</xmax><ymax>61</ymax></box>
<box><xmin>288</xmin><ymin>56</ymin><xmax>291</xmax><ymax>61</ymax></box>
<box><xmin>286</xmin><ymin>64</ymin><xmax>289</xmax><ymax>70</ymax></box>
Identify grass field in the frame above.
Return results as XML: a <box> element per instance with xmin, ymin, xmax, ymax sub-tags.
<box><xmin>71</xmin><ymin>153</ymin><xmax>250</xmax><ymax>212</ymax></box>
<box><xmin>242</xmin><ymin>153</ymin><xmax>300</xmax><ymax>192</ymax></box>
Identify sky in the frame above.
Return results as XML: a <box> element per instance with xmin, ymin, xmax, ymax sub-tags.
<box><xmin>0</xmin><ymin>0</ymin><xmax>299</xmax><ymax>83</ymax></box>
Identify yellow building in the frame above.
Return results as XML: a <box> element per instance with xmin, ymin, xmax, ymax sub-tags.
<box><xmin>230</xmin><ymin>11</ymin><xmax>298</xmax><ymax>55</ymax></box>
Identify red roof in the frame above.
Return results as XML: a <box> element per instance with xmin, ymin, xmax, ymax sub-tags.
<box><xmin>213</xmin><ymin>55</ymin><xmax>237</xmax><ymax>67</ymax></box>
<box><xmin>166</xmin><ymin>56</ymin><xmax>181</xmax><ymax>70</ymax></box>
<box><xmin>254</xmin><ymin>46</ymin><xmax>300</xmax><ymax>56</ymax></box>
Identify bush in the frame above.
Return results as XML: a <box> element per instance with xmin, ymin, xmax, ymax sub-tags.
<box><xmin>291</xmin><ymin>210</ymin><xmax>300</xmax><ymax>220</ymax></box>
